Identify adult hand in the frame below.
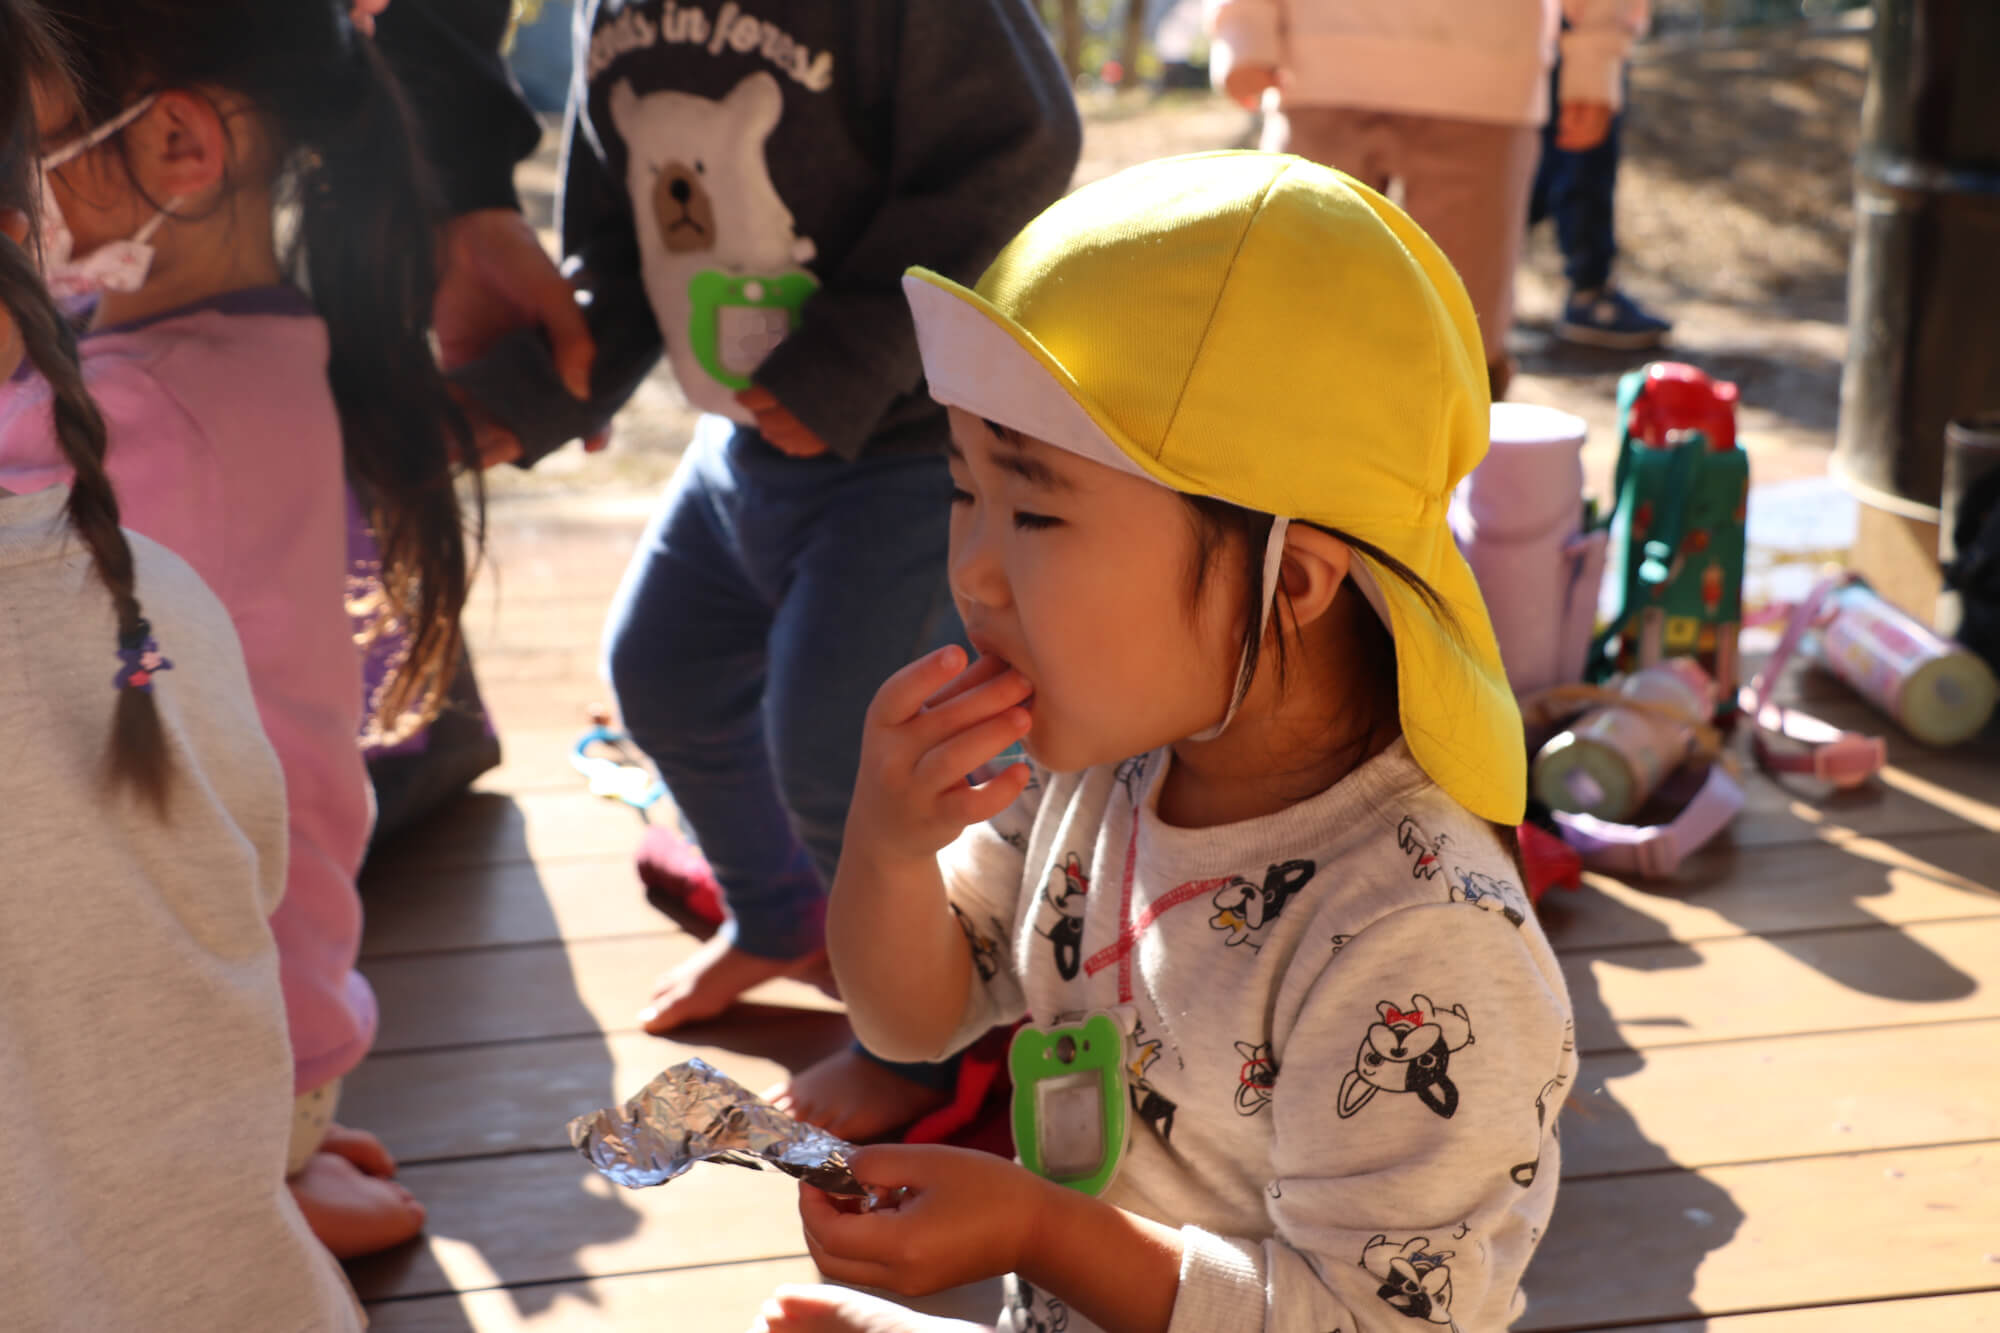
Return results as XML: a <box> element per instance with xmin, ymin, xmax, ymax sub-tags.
<box><xmin>736</xmin><ymin>384</ymin><xmax>832</xmax><ymax>459</ymax></box>
<box><xmin>349</xmin><ymin>0</ymin><xmax>390</xmax><ymax>36</ymax></box>
<box><xmin>797</xmin><ymin>1145</ymin><xmax>1053</xmax><ymax>1298</ymax></box>
<box><xmin>1223</xmin><ymin>63</ymin><xmax>1279</xmax><ymax>111</ymax></box>
<box><xmin>435</xmin><ymin>208</ymin><xmax>596</xmax><ymax>399</ymax></box>
<box><xmin>1556</xmin><ymin>101</ymin><xmax>1614</xmax><ymax>152</ymax></box>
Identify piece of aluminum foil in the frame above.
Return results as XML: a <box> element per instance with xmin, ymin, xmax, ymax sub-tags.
<box><xmin>568</xmin><ymin>1057</ymin><xmax>869</xmax><ymax>1197</ymax></box>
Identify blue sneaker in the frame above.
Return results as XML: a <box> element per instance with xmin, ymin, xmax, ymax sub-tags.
<box><xmin>1556</xmin><ymin>286</ymin><xmax>1673</xmax><ymax>349</ymax></box>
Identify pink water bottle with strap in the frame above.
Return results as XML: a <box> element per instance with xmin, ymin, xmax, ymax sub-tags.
<box><xmin>1452</xmin><ymin>404</ymin><xmax>1607</xmax><ymax>696</ymax></box>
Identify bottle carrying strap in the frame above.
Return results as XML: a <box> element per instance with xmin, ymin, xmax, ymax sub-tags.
<box><xmin>1523</xmin><ymin>679</ymin><xmax>1743</xmax><ymax>878</ymax></box>
<box><xmin>1552</xmin><ymin>763</ymin><xmax>1745</xmax><ymax>879</ymax></box>
<box><xmin>1739</xmin><ymin>571</ymin><xmax>1886</xmax><ymax>789</ymax></box>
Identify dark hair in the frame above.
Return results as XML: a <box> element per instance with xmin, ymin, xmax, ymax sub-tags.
<box><xmin>1180</xmin><ymin>493</ymin><xmax>1458</xmax><ymax>777</ymax></box>
<box><xmin>40</xmin><ymin>0</ymin><xmax>479</xmax><ymax>735</ymax></box>
<box><xmin>1183</xmin><ymin>495</ymin><xmax>1526</xmax><ymax>862</ymax></box>
<box><xmin>1</xmin><ymin>0</ymin><xmax>171</xmax><ymax>808</ymax></box>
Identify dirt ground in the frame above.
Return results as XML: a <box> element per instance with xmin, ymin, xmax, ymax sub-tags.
<box><xmin>486</xmin><ymin>26</ymin><xmax>1870</xmax><ymax>506</ymax></box>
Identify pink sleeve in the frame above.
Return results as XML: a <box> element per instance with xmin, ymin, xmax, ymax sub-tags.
<box><xmin>84</xmin><ymin>360</ymin><xmax>232</xmax><ymax>600</ymax></box>
<box><xmin>1559</xmin><ymin>0</ymin><xmax>1648</xmax><ymax>110</ymax></box>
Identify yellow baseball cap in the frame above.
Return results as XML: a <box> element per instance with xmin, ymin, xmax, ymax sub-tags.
<box><xmin>903</xmin><ymin>150</ymin><xmax>1524</xmax><ymax>825</ymax></box>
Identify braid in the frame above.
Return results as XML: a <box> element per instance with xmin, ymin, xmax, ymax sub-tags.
<box><xmin>0</xmin><ymin>236</ymin><xmax>171</xmax><ymax>810</ymax></box>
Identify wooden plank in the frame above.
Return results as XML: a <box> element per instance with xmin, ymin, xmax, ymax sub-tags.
<box><xmin>1563</xmin><ymin>1020</ymin><xmax>2000</xmax><ymax>1177</ymax></box>
<box><xmin>367</xmin><ymin>1265</ymin><xmax>1004</xmax><ymax>1332</ymax></box>
<box><xmin>1571</xmin><ymin>917</ymin><xmax>2000</xmax><ymax>1055</ymax></box>
<box><xmin>363</xmin><ymin>912</ymin><xmax>2000</xmax><ymax>1062</ymax></box>
<box><xmin>465</xmin><ymin>598</ymin><xmax>620</xmax><ymax>648</ymax></box>
<box><xmin>366</xmin><ymin>1257</ymin><xmax>824</xmax><ymax>1333</ymax></box>
<box><xmin>1605</xmin><ymin>1292</ymin><xmax>2000</xmax><ymax>1332</ymax></box>
<box><xmin>470</xmin><ymin>726</ymin><xmax>619</xmax><ymax>798</ymax></box>
<box><xmin>366</xmin><ymin>934</ymin><xmax>838</xmax><ymax>1055</ymax></box>
<box><xmin>361</xmin><ymin>854</ymin><xmax>669</xmax><ymax>959</ymax></box>
<box><xmin>355</xmin><ymin>1138</ymin><xmax>2000</xmax><ymax>1321</ymax></box>
<box><xmin>364</xmin><ymin>791</ymin><xmax>649</xmax><ymax>874</ymax></box>
<box><xmin>1539</xmin><ymin>827</ymin><xmax>2000</xmax><ymax>953</ymax></box>
<box><xmin>345</xmin><ymin>1144</ymin><xmax>807</xmax><ymax>1302</ymax></box>
<box><xmin>361</xmin><ymin>788</ymin><xmax>2000</xmax><ymax>960</ymax></box>
<box><xmin>343</xmin><ymin>1020</ymin><xmax>851</xmax><ymax>1165</ymax></box>
<box><xmin>1520</xmin><ymin>1141</ymin><xmax>2000</xmax><ymax>1330</ymax></box>
<box><xmin>468</xmin><ymin>645</ymin><xmax>603</xmax><ymax>688</ymax></box>
<box><xmin>1725</xmin><ymin>766</ymin><xmax>1994</xmax><ymax>848</ymax></box>
<box><xmin>481</xmin><ymin>684</ymin><xmax>625</xmax><ymax>735</ymax></box>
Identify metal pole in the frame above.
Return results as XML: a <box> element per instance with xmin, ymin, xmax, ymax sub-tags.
<box><xmin>1832</xmin><ymin>0</ymin><xmax>2000</xmax><ymax>521</ymax></box>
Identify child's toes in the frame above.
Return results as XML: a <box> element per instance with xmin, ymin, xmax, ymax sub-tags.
<box><xmin>320</xmin><ymin>1122</ymin><xmax>398</xmax><ymax>1177</ymax></box>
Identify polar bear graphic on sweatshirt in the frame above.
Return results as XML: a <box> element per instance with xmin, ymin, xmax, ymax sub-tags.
<box><xmin>610</xmin><ymin>72</ymin><xmax>818</xmax><ymax>423</ymax></box>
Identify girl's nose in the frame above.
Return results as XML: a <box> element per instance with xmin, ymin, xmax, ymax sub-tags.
<box><xmin>948</xmin><ymin>510</ymin><xmax>1008</xmax><ymax>611</ymax></box>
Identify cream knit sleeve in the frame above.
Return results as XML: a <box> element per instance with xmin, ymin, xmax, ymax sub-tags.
<box><xmin>1559</xmin><ymin>0</ymin><xmax>1649</xmax><ymax>110</ymax></box>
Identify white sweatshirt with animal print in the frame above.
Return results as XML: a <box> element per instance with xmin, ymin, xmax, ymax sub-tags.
<box><xmin>927</xmin><ymin>738</ymin><xmax>1576</xmax><ymax>1333</ymax></box>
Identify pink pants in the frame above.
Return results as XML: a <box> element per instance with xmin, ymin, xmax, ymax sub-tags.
<box><xmin>1265</xmin><ymin>105</ymin><xmax>1540</xmax><ymax>396</ymax></box>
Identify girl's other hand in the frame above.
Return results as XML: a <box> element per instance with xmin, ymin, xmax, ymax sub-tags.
<box><xmin>845</xmin><ymin>647</ymin><xmax>1033</xmax><ymax>866</ymax></box>
<box><xmin>737</xmin><ymin>386</ymin><xmax>831</xmax><ymax>458</ymax></box>
<box><xmin>348</xmin><ymin>0</ymin><xmax>390</xmax><ymax>37</ymax></box>
<box><xmin>435</xmin><ymin>208</ymin><xmax>596</xmax><ymax>401</ymax></box>
<box><xmin>1556</xmin><ymin>100</ymin><xmax>1614</xmax><ymax>151</ymax></box>
<box><xmin>1223</xmin><ymin>64</ymin><xmax>1279</xmax><ymax>109</ymax></box>
<box><xmin>797</xmin><ymin>1145</ymin><xmax>1051</xmax><ymax>1298</ymax></box>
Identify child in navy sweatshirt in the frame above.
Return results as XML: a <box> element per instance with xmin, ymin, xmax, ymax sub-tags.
<box><xmin>453</xmin><ymin>0</ymin><xmax>1080</xmax><ymax>1132</ymax></box>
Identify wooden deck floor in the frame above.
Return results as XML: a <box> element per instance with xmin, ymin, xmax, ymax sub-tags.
<box><xmin>348</xmin><ymin>492</ymin><xmax>2000</xmax><ymax>1332</ymax></box>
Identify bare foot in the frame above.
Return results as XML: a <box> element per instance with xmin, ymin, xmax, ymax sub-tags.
<box><xmin>289</xmin><ymin>1151</ymin><xmax>426</xmax><ymax>1259</ymax></box>
<box><xmin>318</xmin><ymin>1122</ymin><xmax>397</xmax><ymax>1178</ymax></box>
<box><xmin>766</xmin><ymin>1047</ymin><xmax>950</xmax><ymax>1143</ymax></box>
<box><xmin>640</xmin><ymin>934</ymin><xmax>828</xmax><ymax>1034</ymax></box>
<box><xmin>751</xmin><ymin>1284</ymin><xmax>988</xmax><ymax>1333</ymax></box>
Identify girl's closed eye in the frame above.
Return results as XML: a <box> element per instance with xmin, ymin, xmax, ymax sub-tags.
<box><xmin>949</xmin><ymin>485</ymin><xmax>975</xmax><ymax>506</ymax></box>
<box><xmin>1012</xmin><ymin>510</ymin><xmax>1061</xmax><ymax>531</ymax></box>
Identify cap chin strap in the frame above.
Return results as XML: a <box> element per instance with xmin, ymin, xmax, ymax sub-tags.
<box><xmin>1190</xmin><ymin>517</ymin><xmax>1291</xmax><ymax>742</ymax></box>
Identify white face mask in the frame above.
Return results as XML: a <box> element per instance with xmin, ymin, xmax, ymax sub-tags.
<box><xmin>36</xmin><ymin>95</ymin><xmax>182</xmax><ymax>302</ymax></box>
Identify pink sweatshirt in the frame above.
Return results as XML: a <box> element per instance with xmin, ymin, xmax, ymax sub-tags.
<box><xmin>0</xmin><ymin>288</ymin><xmax>375</xmax><ymax>1095</ymax></box>
<box><xmin>1207</xmin><ymin>0</ymin><xmax>1649</xmax><ymax>127</ymax></box>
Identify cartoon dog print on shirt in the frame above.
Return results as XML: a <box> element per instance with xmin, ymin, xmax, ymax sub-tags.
<box><xmin>1114</xmin><ymin>753</ymin><xmax>1151</xmax><ymax>805</ymax></box>
<box><xmin>1127</xmin><ymin>1019</ymin><xmax>1178</xmax><ymax>1143</ymax></box>
<box><xmin>949</xmin><ymin>904</ymin><xmax>1003</xmax><ymax>983</ymax></box>
<box><xmin>1009</xmin><ymin>1279</ymin><xmax>1069</xmax><ymax>1333</ymax></box>
<box><xmin>1397</xmin><ymin>816</ymin><xmax>1527</xmax><ymax>926</ymax></box>
<box><xmin>1361</xmin><ymin>1234</ymin><xmax>1457</xmax><ymax>1325</ymax></box>
<box><xmin>610</xmin><ymin>72</ymin><xmax>819</xmax><ymax>423</ymax></box>
<box><xmin>1511</xmin><ymin>1019</ymin><xmax>1576</xmax><ymax>1186</ymax></box>
<box><xmin>1338</xmin><ymin>995</ymin><xmax>1474</xmax><ymax>1120</ymax></box>
<box><xmin>1037</xmin><ymin>853</ymin><xmax>1089</xmax><ymax>980</ymax></box>
<box><xmin>1233</xmin><ymin>1040</ymin><xmax>1278</xmax><ymax>1116</ymax></box>
<box><xmin>1209</xmin><ymin>859</ymin><xmax>1316</xmax><ymax>950</ymax></box>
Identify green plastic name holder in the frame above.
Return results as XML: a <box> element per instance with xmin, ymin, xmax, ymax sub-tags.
<box><xmin>1010</xmin><ymin>1011</ymin><xmax>1131</xmax><ymax>1197</ymax></box>
<box><xmin>686</xmin><ymin>268</ymin><xmax>819</xmax><ymax>390</ymax></box>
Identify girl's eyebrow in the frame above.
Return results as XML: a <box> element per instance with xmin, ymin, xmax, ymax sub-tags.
<box><xmin>980</xmin><ymin>419</ymin><xmax>1075</xmax><ymax>492</ymax></box>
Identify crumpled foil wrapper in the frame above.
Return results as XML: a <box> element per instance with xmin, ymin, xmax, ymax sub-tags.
<box><xmin>568</xmin><ymin>1057</ymin><xmax>868</xmax><ymax>1197</ymax></box>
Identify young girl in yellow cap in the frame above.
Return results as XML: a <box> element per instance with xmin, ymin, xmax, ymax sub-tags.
<box><xmin>754</xmin><ymin>151</ymin><xmax>1576</xmax><ymax>1333</ymax></box>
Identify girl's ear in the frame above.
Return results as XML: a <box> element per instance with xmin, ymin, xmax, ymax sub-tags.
<box><xmin>129</xmin><ymin>91</ymin><xmax>232</xmax><ymax>202</ymax></box>
<box><xmin>1275</xmin><ymin>524</ymin><xmax>1353</xmax><ymax>631</ymax></box>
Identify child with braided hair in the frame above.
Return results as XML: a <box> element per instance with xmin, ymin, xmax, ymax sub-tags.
<box><xmin>0</xmin><ymin>0</ymin><xmax>476</xmax><ymax>1257</ymax></box>
<box><xmin>0</xmin><ymin>2</ymin><xmax>364</xmax><ymax>1325</ymax></box>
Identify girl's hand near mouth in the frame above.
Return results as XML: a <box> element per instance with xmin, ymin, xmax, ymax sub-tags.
<box><xmin>846</xmin><ymin>646</ymin><xmax>1034</xmax><ymax>869</ymax></box>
